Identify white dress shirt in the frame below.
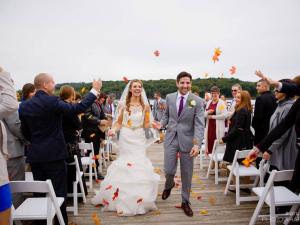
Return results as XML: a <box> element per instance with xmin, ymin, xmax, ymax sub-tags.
<box><xmin>176</xmin><ymin>92</ymin><xmax>189</xmax><ymax>113</ymax></box>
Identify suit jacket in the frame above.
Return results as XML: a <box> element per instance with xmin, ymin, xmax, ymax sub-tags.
<box><xmin>3</xmin><ymin>111</ymin><xmax>25</xmax><ymax>159</ymax></box>
<box><xmin>81</xmin><ymin>101</ymin><xmax>106</xmax><ymax>140</ymax></box>
<box><xmin>19</xmin><ymin>90</ymin><xmax>96</xmax><ymax>163</ymax></box>
<box><xmin>252</xmin><ymin>91</ymin><xmax>277</xmax><ymax>144</ymax></box>
<box><xmin>257</xmin><ymin>82</ymin><xmax>300</xmax><ymax>190</ymax></box>
<box><xmin>153</xmin><ymin>98</ymin><xmax>166</xmax><ymax>121</ymax></box>
<box><xmin>0</xmin><ymin>71</ymin><xmax>18</xmax><ymax>186</ymax></box>
<box><xmin>160</xmin><ymin>92</ymin><xmax>205</xmax><ymax>152</ymax></box>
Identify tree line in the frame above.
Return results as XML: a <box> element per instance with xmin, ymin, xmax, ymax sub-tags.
<box><xmin>54</xmin><ymin>77</ymin><xmax>257</xmax><ymax>99</ymax></box>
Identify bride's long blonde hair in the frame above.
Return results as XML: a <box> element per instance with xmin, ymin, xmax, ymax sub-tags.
<box><xmin>125</xmin><ymin>79</ymin><xmax>145</xmax><ymax>114</ymax></box>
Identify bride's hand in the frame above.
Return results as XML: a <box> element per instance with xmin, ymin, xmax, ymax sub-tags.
<box><xmin>108</xmin><ymin>129</ymin><xmax>116</xmax><ymax>137</ymax></box>
<box><xmin>152</xmin><ymin>121</ymin><xmax>162</xmax><ymax>130</ymax></box>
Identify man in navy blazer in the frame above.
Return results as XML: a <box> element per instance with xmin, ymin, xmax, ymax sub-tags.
<box><xmin>19</xmin><ymin>73</ymin><xmax>102</xmax><ymax>224</ymax></box>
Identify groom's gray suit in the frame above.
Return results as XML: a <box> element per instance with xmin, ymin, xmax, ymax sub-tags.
<box><xmin>160</xmin><ymin>92</ymin><xmax>205</xmax><ymax>202</ymax></box>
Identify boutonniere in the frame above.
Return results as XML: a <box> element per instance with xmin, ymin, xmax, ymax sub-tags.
<box><xmin>188</xmin><ymin>99</ymin><xmax>196</xmax><ymax>108</ymax></box>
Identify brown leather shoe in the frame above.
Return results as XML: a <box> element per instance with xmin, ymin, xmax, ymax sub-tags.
<box><xmin>162</xmin><ymin>183</ymin><xmax>175</xmax><ymax>200</ymax></box>
<box><xmin>181</xmin><ymin>202</ymin><xmax>193</xmax><ymax>217</ymax></box>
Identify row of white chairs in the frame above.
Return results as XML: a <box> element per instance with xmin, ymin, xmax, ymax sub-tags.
<box><xmin>200</xmin><ymin>139</ymin><xmax>300</xmax><ymax>225</ymax></box>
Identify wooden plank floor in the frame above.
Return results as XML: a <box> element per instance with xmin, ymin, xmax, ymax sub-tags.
<box><xmin>67</xmin><ymin>143</ymin><xmax>292</xmax><ymax>225</ymax></box>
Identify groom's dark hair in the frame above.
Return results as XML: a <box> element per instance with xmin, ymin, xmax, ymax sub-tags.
<box><xmin>177</xmin><ymin>71</ymin><xmax>192</xmax><ymax>82</ymax></box>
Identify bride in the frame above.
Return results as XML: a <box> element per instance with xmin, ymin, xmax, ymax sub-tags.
<box><xmin>91</xmin><ymin>79</ymin><xmax>160</xmax><ymax>216</ymax></box>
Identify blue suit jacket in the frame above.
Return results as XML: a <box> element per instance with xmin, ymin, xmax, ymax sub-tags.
<box><xmin>19</xmin><ymin>90</ymin><xmax>96</xmax><ymax>163</ymax></box>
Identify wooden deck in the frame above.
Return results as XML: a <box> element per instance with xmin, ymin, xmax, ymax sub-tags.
<box><xmin>67</xmin><ymin>143</ymin><xmax>290</xmax><ymax>225</ymax></box>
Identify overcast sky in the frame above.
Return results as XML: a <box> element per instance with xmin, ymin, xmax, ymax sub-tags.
<box><xmin>1</xmin><ymin>0</ymin><xmax>300</xmax><ymax>89</ymax></box>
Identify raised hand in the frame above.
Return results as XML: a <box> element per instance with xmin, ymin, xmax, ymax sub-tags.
<box><xmin>92</xmin><ymin>79</ymin><xmax>102</xmax><ymax>92</ymax></box>
<box><xmin>254</xmin><ymin>70</ymin><xmax>280</xmax><ymax>88</ymax></box>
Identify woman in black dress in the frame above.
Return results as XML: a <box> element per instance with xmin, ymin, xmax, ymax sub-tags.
<box><xmin>221</xmin><ymin>91</ymin><xmax>254</xmax><ymax>163</ymax></box>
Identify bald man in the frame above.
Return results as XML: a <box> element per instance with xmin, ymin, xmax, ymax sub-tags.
<box><xmin>19</xmin><ymin>73</ymin><xmax>102</xmax><ymax>224</ymax></box>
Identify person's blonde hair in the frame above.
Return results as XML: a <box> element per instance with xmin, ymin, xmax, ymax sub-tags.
<box><xmin>235</xmin><ymin>90</ymin><xmax>252</xmax><ymax>113</ymax></box>
<box><xmin>59</xmin><ymin>85</ymin><xmax>75</xmax><ymax>101</ymax></box>
<box><xmin>126</xmin><ymin>79</ymin><xmax>145</xmax><ymax>113</ymax></box>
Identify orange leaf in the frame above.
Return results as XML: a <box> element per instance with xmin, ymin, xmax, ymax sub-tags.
<box><xmin>105</xmin><ymin>185</ymin><xmax>112</xmax><ymax>190</ymax></box>
<box><xmin>229</xmin><ymin>66</ymin><xmax>237</xmax><ymax>75</ymax></box>
<box><xmin>242</xmin><ymin>157</ymin><xmax>255</xmax><ymax>167</ymax></box>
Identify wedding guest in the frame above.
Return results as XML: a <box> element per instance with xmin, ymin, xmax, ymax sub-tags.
<box><xmin>221</xmin><ymin>91</ymin><xmax>253</xmax><ymax>163</ymax></box>
<box><xmin>204</xmin><ymin>86</ymin><xmax>227</xmax><ymax>154</ymax></box>
<box><xmin>21</xmin><ymin>83</ymin><xmax>36</xmax><ymax>101</ymax></box>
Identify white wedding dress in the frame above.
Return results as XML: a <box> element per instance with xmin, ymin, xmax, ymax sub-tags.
<box><xmin>91</xmin><ymin>106</ymin><xmax>160</xmax><ymax>216</ymax></box>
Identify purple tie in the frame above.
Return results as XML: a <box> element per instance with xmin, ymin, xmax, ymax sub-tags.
<box><xmin>178</xmin><ymin>96</ymin><xmax>184</xmax><ymax>116</ymax></box>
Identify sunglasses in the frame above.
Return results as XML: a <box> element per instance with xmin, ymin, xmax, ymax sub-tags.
<box><xmin>231</xmin><ymin>89</ymin><xmax>238</xmax><ymax>92</ymax></box>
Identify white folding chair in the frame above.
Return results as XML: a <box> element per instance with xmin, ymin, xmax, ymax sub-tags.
<box><xmin>10</xmin><ymin>180</ymin><xmax>65</xmax><ymax>225</ymax></box>
<box><xmin>67</xmin><ymin>155</ymin><xmax>87</xmax><ymax>215</ymax></box>
<box><xmin>199</xmin><ymin>142</ymin><xmax>207</xmax><ymax>170</ymax></box>
<box><xmin>205</xmin><ymin>140</ymin><xmax>227</xmax><ymax>184</ymax></box>
<box><xmin>224</xmin><ymin>150</ymin><xmax>264</xmax><ymax>205</ymax></box>
<box><xmin>249</xmin><ymin>170</ymin><xmax>300</xmax><ymax>225</ymax></box>
<box><xmin>78</xmin><ymin>142</ymin><xmax>98</xmax><ymax>188</ymax></box>
<box><xmin>25</xmin><ymin>172</ymin><xmax>34</xmax><ymax>181</ymax></box>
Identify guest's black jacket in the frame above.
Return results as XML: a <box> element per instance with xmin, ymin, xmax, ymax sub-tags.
<box><xmin>252</xmin><ymin>91</ymin><xmax>277</xmax><ymax>145</ymax></box>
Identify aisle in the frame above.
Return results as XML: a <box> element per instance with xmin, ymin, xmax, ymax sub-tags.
<box><xmin>68</xmin><ymin>143</ymin><xmax>270</xmax><ymax>225</ymax></box>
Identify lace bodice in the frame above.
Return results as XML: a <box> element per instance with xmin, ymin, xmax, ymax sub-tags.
<box><xmin>122</xmin><ymin>106</ymin><xmax>144</xmax><ymax>129</ymax></box>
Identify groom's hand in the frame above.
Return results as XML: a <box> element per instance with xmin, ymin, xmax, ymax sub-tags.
<box><xmin>190</xmin><ymin>145</ymin><xmax>199</xmax><ymax>157</ymax></box>
<box><xmin>152</xmin><ymin>121</ymin><xmax>162</xmax><ymax>129</ymax></box>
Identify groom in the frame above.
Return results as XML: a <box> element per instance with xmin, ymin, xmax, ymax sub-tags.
<box><xmin>156</xmin><ymin>71</ymin><xmax>205</xmax><ymax>217</ymax></box>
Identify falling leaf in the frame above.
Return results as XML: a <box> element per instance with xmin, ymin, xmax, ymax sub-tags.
<box><xmin>123</xmin><ymin>77</ymin><xmax>129</xmax><ymax>84</ymax></box>
<box><xmin>212</xmin><ymin>47</ymin><xmax>222</xmax><ymax>63</ymax></box>
<box><xmin>204</xmin><ymin>72</ymin><xmax>209</xmax><ymax>78</ymax></box>
<box><xmin>154</xmin><ymin>50</ymin><xmax>160</xmax><ymax>57</ymax></box>
<box><xmin>105</xmin><ymin>185</ymin><xmax>112</xmax><ymax>190</ymax></box>
<box><xmin>208</xmin><ymin>196</ymin><xmax>216</xmax><ymax>206</ymax></box>
<box><xmin>229</xmin><ymin>66</ymin><xmax>237</xmax><ymax>75</ymax></box>
<box><xmin>197</xmin><ymin>195</ymin><xmax>202</xmax><ymax>200</ymax></box>
<box><xmin>95</xmin><ymin>204</ymin><xmax>101</xmax><ymax>208</ymax></box>
<box><xmin>151</xmin><ymin>210</ymin><xmax>161</xmax><ymax>215</ymax></box>
<box><xmin>127</xmin><ymin>163</ymin><xmax>132</xmax><ymax>167</ymax></box>
<box><xmin>137</xmin><ymin>198</ymin><xmax>143</xmax><ymax>204</ymax></box>
<box><xmin>199</xmin><ymin>209</ymin><xmax>208</xmax><ymax>215</ymax></box>
<box><xmin>214</xmin><ymin>47</ymin><xmax>222</xmax><ymax>56</ymax></box>
<box><xmin>112</xmin><ymin>188</ymin><xmax>119</xmax><ymax>200</ymax></box>
<box><xmin>212</xmin><ymin>54</ymin><xmax>219</xmax><ymax>63</ymax></box>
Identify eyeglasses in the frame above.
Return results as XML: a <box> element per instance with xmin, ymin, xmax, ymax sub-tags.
<box><xmin>231</xmin><ymin>89</ymin><xmax>238</xmax><ymax>92</ymax></box>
